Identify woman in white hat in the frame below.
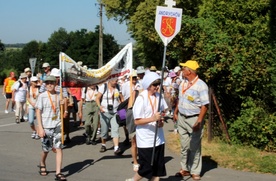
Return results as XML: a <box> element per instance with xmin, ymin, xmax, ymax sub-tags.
<box><xmin>126</xmin><ymin>72</ymin><xmax>168</xmax><ymax>181</ymax></box>
<box><xmin>12</xmin><ymin>73</ymin><xmax>28</xmax><ymax>123</ymax></box>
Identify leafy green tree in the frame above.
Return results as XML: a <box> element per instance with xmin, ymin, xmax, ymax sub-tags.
<box><xmin>45</xmin><ymin>27</ymin><xmax>71</xmax><ymax>67</ymax></box>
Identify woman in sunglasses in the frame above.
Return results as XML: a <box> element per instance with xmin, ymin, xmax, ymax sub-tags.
<box><xmin>126</xmin><ymin>72</ymin><xmax>168</xmax><ymax>181</ymax></box>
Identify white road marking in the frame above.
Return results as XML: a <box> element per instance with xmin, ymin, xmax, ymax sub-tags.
<box><xmin>0</xmin><ymin>123</ymin><xmax>16</xmax><ymax>127</ymax></box>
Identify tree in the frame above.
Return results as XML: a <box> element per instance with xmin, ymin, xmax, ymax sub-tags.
<box><xmin>45</xmin><ymin>27</ymin><xmax>71</xmax><ymax>67</ymax></box>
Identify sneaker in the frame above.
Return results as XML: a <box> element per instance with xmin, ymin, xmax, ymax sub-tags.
<box><xmin>99</xmin><ymin>145</ymin><xmax>106</xmax><ymax>152</ymax></box>
<box><xmin>114</xmin><ymin>147</ymin><xmax>123</xmax><ymax>156</ymax></box>
<box><xmin>15</xmin><ymin>117</ymin><xmax>19</xmax><ymax>124</ymax></box>
<box><xmin>35</xmin><ymin>134</ymin><xmax>40</xmax><ymax>140</ymax></box>
<box><xmin>11</xmin><ymin>109</ymin><xmax>15</xmax><ymax>112</ymax></box>
<box><xmin>31</xmin><ymin>132</ymin><xmax>36</xmax><ymax>139</ymax></box>
<box><xmin>5</xmin><ymin>110</ymin><xmax>8</xmax><ymax>114</ymax></box>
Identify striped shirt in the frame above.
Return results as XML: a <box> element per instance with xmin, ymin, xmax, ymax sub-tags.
<box><xmin>178</xmin><ymin>77</ymin><xmax>209</xmax><ymax>116</ymax></box>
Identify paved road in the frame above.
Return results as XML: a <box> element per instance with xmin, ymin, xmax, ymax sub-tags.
<box><xmin>0</xmin><ymin>88</ymin><xmax>275</xmax><ymax>181</ymax></box>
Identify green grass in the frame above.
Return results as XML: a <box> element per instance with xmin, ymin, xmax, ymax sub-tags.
<box><xmin>166</xmin><ymin>133</ymin><xmax>276</xmax><ymax>174</ymax></box>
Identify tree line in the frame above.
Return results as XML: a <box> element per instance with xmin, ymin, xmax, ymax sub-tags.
<box><xmin>0</xmin><ymin>26</ymin><xmax>120</xmax><ymax>82</ymax></box>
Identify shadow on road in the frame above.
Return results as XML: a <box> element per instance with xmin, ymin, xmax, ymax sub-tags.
<box><xmin>62</xmin><ymin>159</ymin><xmax>94</xmax><ymax>177</ymax></box>
<box><xmin>202</xmin><ymin>155</ymin><xmax>218</xmax><ymax>175</ymax></box>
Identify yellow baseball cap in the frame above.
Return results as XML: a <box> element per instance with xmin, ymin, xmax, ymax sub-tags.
<box><xmin>180</xmin><ymin>60</ymin><xmax>199</xmax><ymax>70</ymax></box>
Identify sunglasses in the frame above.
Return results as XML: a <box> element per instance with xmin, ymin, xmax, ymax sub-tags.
<box><xmin>45</xmin><ymin>81</ymin><xmax>55</xmax><ymax>85</ymax></box>
<box><xmin>151</xmin><ymin>82</ymin><xmax>160</xmax><ymax>87</ymax></box>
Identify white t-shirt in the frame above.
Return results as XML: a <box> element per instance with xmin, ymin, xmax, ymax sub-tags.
<box><xmin>98</xmin><ymin>83</ymin><xmax>120</xmax><ymax>113</ymax></box>
<box><xmin>133</xmin><ymin>90</ymin><xmax>168</xmax><ymax>148</ymax></box>
<box><xmin>81</xmin><ymin>87</ymin><xmax>98</xmax><ymax>101</ymax></box>
<box><xmin>35</xmin><ymin>91</ymin><xmax>61</xmax><ymax>129</ymax></box>
<box><xmin>121</xmin><ymin>81</ymin><xmax>140</xmax><ymax>100</ymax></box>
<box><xmin>14</xmin><ymin>81</ymin><xmax>28</xmax><ymax>102</ymax></box>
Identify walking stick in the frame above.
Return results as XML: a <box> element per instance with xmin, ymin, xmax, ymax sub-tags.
<box><xmin>151</xmin><ymin>46</ymin><xmax>167</xmax><ymax>166</ymax></box>
<box><xmin>59</xmin><ymin>55</ymin><xmax>64</xmax><ymax>144</ymax></box>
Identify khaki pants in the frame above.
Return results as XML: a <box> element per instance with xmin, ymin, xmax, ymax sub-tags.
<box><xmin>177</xmin><ymin>113</ymin><xmax>204</xmax><ymax>175</ymax></box>
<box><xmin>15</xmin><ymin>101</ymin><xmax>26</xmax><ymax>119</ymax></box>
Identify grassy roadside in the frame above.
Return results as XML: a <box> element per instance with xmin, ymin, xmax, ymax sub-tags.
<box><xmin>166</xmin><ymin>132</ymin><xmax>276</xmax><ymax>175</ymax></box>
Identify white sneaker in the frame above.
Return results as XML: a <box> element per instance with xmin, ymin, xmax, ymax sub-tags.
<box><xmin>31</xmin><ymin>132</ymin><xmax>36</xmax><ymax>139</ymax></box>
<box><xmin>4</xmin><ymin>110</ymin><xmax>8</xmax><ymax>114</ymax></box>
<box><xmin>11</xmin><ymin>109</ymin><xmax>15</xmax><ymax>112</ymax></box>
<box><xmin>35</xmin><ymin>134</ymin><xmax>40</xmax><ymax>140</ymax></box>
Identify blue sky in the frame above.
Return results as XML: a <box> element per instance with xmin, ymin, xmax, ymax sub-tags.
<box><xmin>0</xmin><ymin>0</ymin><xmax>132</xmax><ymax>45</ymax></box>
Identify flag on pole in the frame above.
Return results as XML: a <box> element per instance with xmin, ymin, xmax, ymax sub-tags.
<box><xmin>60</xmin><ymin>43</ymin><xmax>133</xmax><ymax>87</ymax></box>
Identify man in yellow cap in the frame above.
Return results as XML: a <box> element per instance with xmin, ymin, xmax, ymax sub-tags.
<box><xmin>173</xmin><ymin>60</ymin><xmax>209</xmax><ymax>180</ymax></box>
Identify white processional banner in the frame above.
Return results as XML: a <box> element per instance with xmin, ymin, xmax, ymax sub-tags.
<box><xmin>60</xmin><ymin>43</ymin><xmax>133</xmax><ymax>87</ymax></box>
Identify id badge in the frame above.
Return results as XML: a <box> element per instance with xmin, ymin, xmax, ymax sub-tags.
<box><xmin>187</xmin><ymin>95</ymin><xmax>194</xmax><ymax>102</ymax></box>
<box><xmin>52</xmin><ymin>114</ymin><xmax>58</xmax><ymax>121</ymax></box>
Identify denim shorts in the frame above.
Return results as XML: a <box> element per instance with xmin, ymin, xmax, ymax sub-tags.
<box><xmin>41</xmin><ymin>125</ymin><xmax>62</xmax><ymax>152</ymax></box>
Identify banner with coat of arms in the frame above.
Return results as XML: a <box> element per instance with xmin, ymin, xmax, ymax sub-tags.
<box><xmin>60</xmin><ymin>43</ymin><xmax>132</xmax><ymax>87</ymax></box>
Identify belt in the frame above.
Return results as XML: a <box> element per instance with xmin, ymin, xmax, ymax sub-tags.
<box><xmin>180</xmin><ymin>113</ymin><xmax>199</xmax><ymax>119</ymax></box>
<box><xmin>85</xmin><ymin>100</ymin><xmax>95</xmax><ymax>103</ymax></box>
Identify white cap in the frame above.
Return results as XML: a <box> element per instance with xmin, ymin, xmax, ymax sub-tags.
<box><xmin>142</xmin><ymin>72</ymin><xmax>160</xmax><ymax>90</ymax></box>
<box><xmin>24</xmin><ymin>67</ymin><xmax>31</xmax><ymax>73</ymax></box>
<box><xmin>136</xmin><ymin>66</ymin><xmax>145</xmax><ymax>74</ymax></box>
<box><xmin>174</xmin><ymin>66</ymin><xmax>181</xmax><ymax>73</ymax></box>
<box><xmin>42</xmin><ymin>62</ymin><xmax>50</xmax><ymax>68</ymax></box>
<box><xmin>50</xmin><ymin>68</ymin><xmax>60</xmax><ymax>77</ymax></box>
<box><xmin>30</xmin><ymin>76</ymin><xmax>38</xmax><ymax>81</ymax></box>
<box><xmin>131</xmin><ymin>69</ymin><xmax>137</xmax><ymax>77</ymax></box>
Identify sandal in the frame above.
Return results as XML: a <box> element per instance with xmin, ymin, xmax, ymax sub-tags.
<box><xmin>191</xmin><ymin>174</ymin><xmax>201</xmax><ymax>180</ymax></box>
<box><xmin>133</xmin><ymin>164</ymin><xmax>140</xmax><ymax>172</ymax></box>
<box><xmin>55</xmin><ymin>173</ymin><xmax>67</xmax><ymax>181</ymax></box>
<box><xmin>37</xmin><ymin>165</ymin><xmax>48</xmax><ymax>176</ymax></box>
<box><xmin>175</xmin><ymin>169</ymin><xmax>190</xmax><ymax>177</ymax></box>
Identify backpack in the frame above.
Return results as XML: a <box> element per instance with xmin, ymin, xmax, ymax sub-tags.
<box><xmin>11</xmin><ymin>81</ymin><xmax>23</xmax><ymax>91</ymax></box>
<box><xmin>116</xmin><ymin>90</ymin><xmax>139</xmax><ymax>127</ymax></box>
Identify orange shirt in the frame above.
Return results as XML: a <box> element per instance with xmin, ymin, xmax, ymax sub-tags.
<box><xmin>4</xmin><ymin>77</ymin><xmax>16</xmax><ymax>93</ymax></box>
<box><xmin>69</xmin><ymin>87</ymin><xmax>82</xmax><ymax>101</ymax></box>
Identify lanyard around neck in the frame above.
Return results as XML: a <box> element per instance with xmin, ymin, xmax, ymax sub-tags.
<box><xmin>182</xmin><ymin>76</ymin><xmax>199</xmax><ymax>94</ymax></box>
<box><xmin>47</xmin><ymin>91</ymin><xmax>57</xmax><ymax>115</ymax></box>
<box><xmin>148</xmin><ymin>92</ymin><xmax>157</xmax><ymax>116</ymax></box>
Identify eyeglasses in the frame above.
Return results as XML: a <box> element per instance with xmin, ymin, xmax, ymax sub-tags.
<box><xmin>151</xmin><ymin>82</ymin><xmax>160</xmax><ymax>87</ymax></box>
<box><xmin>45</xmin><ymin>81</ymin><xmax>55</xmax><ymax>85</ymax></box>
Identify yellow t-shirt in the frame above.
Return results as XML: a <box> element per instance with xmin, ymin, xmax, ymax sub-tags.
<box><xmin>4</xmin><ymin>77</ymin><xmax>16</xmax><ymax>93</ymax></box>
